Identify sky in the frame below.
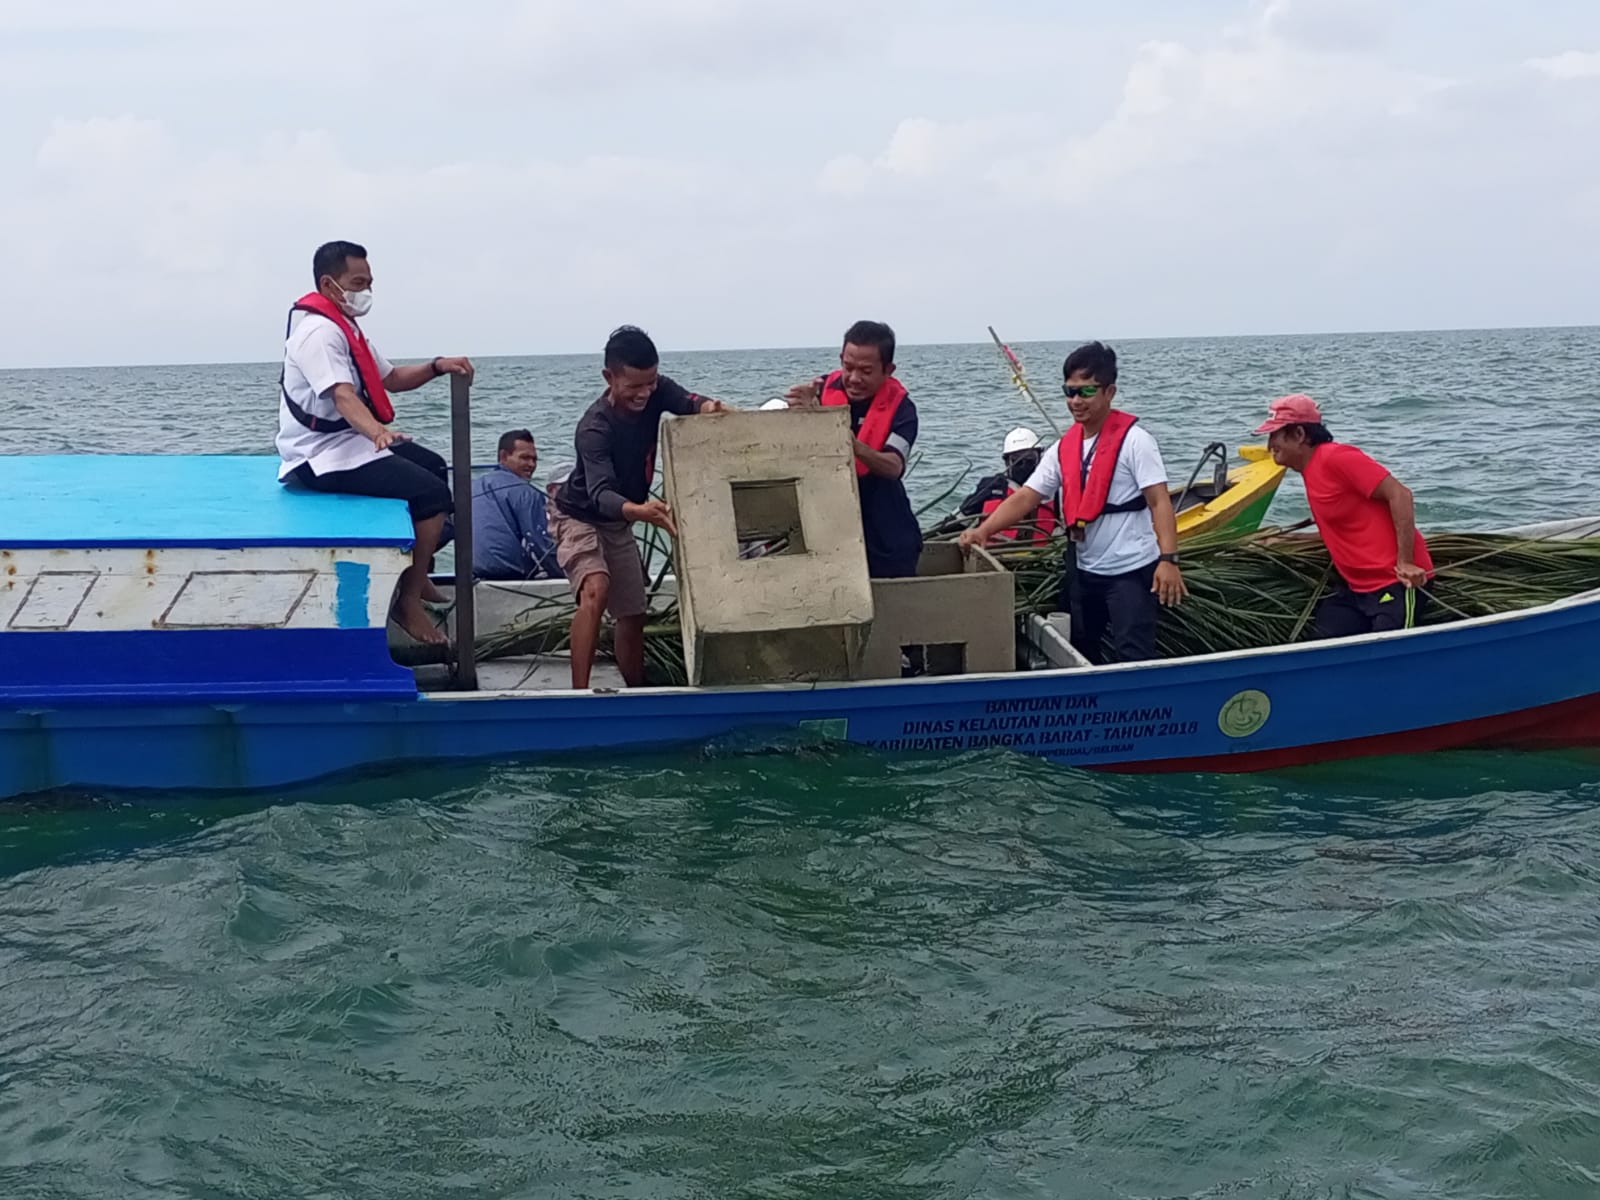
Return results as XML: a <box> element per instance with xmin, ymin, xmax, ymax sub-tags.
<box><xmin>1</xmin><ymin>0</ymin><xmax>1597</xmax><ymax>367</ymax></box>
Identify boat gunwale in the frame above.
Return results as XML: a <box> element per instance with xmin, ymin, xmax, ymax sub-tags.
<box><xmin>421</xmin><ymin>514</ymin><xmax>1600</xmax><ymax>703</ymax></box>
<box><xmin>422</xmin><ymin>578</ymin><xmax>1600</xmax><ymax>704</ymax></box>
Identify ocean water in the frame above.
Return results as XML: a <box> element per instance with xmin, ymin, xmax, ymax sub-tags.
<box><xmin>3</xmin><ymin>327</ymin><xmax>1600</xmax><ymax>1198</ymax></box>
<box><xmin>3</xmin><ymin>325</ymin><xmax>1596</xmax><ymax>526</ymax></box>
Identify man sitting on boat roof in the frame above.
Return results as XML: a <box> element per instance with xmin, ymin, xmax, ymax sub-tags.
<box><xmin>471</xmin><ymin>430</ymin><xmax>561</xmax><ymax>581</ymax></box>
<box><xmin>961</xmin><ymin>341</ymin><xmax>1186</xmax><ymax>664</ymax></box>
<box><xmin>930</xmin><ymin>427</ymin><xmax>1058</xmax><ymax>544</ymax></box>
<box><xmin>783</xmin><ymin>320</ymin><xmax>924</xmax><ymax>578</ymax></box>
<box><xmin>552</xmin><ymin>326</ymin><xmax>728</xmax><ymax>689</ymax></box>
<box><xmin>1256</xmin><ymin>394</ymin><xmax>1434</xmax><ymax>637</ymax></box>
<box><xmin>276</xmin><ymin>239</ymin><xmax>474</xmax><ymax>646</ymax></box>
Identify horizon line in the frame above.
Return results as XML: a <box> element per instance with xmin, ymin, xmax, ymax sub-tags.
<box><xmin>3</xmin><ymin>320</ymin><xmax>1596</xmax><ymax>373</ymax></box>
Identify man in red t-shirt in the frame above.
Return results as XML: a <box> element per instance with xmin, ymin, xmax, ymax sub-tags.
<box><xmin>1255</xmin><ymin>394</ymin><xmax>1435</xmax><ymax>638</ymax></box>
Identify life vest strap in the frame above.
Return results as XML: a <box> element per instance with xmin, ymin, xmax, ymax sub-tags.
<box><xmin>1066</xmin><ymin>493</ymin><xmax>1147</xmax><ymax>533</ymax></box>
<box><xmin>1099</xmin><ymin>495</ymin><xmax>1149</xmax><ymax>516</ymax></box>
<box><xmin>281</xmin><ymin>382</ymin><xmax>352</xmax><ymax>433</ymax></box>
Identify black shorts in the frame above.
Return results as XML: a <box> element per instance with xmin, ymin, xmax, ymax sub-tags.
<box><xmin>1312</xmin><ymin>583</ymin><xmax>1429</xmax><ymax>639</ymax></box>
<box><xmin>290</xmin><ymin>440</ymin><xmax>453</xmax><ymax>523</ymax></box>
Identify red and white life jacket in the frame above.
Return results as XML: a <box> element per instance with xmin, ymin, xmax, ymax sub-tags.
<box><xmin>820</xmin><ymin>369</ymin><xmax>908</xmax><ymax>477</ymax></box>
<box><xmin>280</xmin><ymin>292</ymin><xmax>395</xmax><ymax>431</ymax></box>
<box><xmin>1058</xmin><ymin>410</ymin><xmax>1147</xmax><ymax>531</ymax></box>
<box><xmin>982</xmin><ymin>485</ymin><xmax>1059</xmax><ymax>544</ymax></box>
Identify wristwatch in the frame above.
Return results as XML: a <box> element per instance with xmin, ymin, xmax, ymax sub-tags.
<box><xmin>1158</xmin><ymin>552</ymin><xmax>1181</xmax><ymax>564</ymax></box>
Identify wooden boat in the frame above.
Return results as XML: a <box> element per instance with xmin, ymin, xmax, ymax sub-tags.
<box><xmin>4</xmin><ymin>446</ymin><xmax>1599</xmax><ymax>802</ymax></box>
<box><xmin>925</xmin><ymin>443</ymin><xmax>1285</xmax><ymax>543</ymax></box>
<box><xmin>1173</xmin><ymin>445</ymin><xmax>1286</xmax><ymax>539</ymax></box>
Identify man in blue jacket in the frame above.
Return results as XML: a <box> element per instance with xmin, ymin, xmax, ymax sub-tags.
<box><xmin>471</xmin><ymin>429</ymin><xmax>562</xmax><ymax>580</ymax></box>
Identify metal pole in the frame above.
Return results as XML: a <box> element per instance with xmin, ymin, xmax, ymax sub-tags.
<box><xmin>987</xmin><ymin>324</ymin><xmax>1061</xmax><ymax>438</ymax></box>
<box><xmin>450</xmin><ymin>373</ymin><xmax>477</xmax><ymax>690</ymax></box>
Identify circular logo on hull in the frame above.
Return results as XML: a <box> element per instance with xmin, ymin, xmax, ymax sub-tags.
<box><xmin>1218</xmin><ymin>690</ymin><xmax>1271</xmax><ymax>738</ymax></box>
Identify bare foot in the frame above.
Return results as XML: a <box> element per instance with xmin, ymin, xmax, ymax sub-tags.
<box><xmin>420</xmin><ymin>577</ymin><xmax>449</xmax><ymax>603</ymax></box>
<box><xmin>395</xmin><ymin>597</ymin><xmax>448</xmax><ymax>644</ymax></box>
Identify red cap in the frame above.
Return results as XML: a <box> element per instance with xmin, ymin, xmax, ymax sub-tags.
<box><xmin>1254</xmin><ymin>393</ymin><xmax>1324</xmax><ymax>434</ymax></box>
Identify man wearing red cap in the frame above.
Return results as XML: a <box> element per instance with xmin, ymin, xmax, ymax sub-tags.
<box><xmin>1256</xmin><ymin>394</ymin><xmax>1434</xmax><ymax>637</ymax></box>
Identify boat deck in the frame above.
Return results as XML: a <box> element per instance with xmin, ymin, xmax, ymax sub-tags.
<box><xmin>399</xmin><ymin>577</ymin><xmax>1088</xmax><ymax>695</ymax></box>
<box><xmin>415</xmin><ymin>653</ymin><xmax>626</xmax><ymax>693</ymax></box>
<box><xmin>0</xmin><ymin>455</ymin><xmax>414</xmax><ymax>549</ymax></box>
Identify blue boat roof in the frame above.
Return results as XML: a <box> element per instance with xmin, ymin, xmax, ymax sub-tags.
<box><xmin>0</xmin><ymin>455</ymin><xmax>415</xmax><ymax>549</ymax></box>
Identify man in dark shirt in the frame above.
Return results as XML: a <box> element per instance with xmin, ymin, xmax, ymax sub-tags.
<box><xmin>551</xmin><ymin>325</ymin><xmax>727</xmax><ymax>688</ymax></box>
<box><xmin>471</xmin><ymin>429</ymin><xmax>561</xmax><ymax>580</ymax></box>
<box><xmin>785</xmin><ymin>320</ymin><xmax>923</xmax><ymax>577</ymax></box>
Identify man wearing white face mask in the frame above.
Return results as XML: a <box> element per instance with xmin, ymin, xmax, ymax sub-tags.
<box><xmin>276</xmin><ymin>239</ymin><xmax>474</xmax><ymax>645</ymax></box>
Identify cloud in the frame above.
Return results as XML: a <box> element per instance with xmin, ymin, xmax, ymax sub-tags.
<box><xmin>34</xmin><ymin>115</ymin><xmax>174</xmax><ymax>174</ymax></box>
<box><xmin>836</xmin><ymin>14</ymin><xmax>1448</xmax><ymax>204</ymax></box>
<box><xmin>1528</xmin><ymin>50</ymin><xmax>1600</xmax><ymax>81</ymax></box>
<box><xmin>0</xmin><ymin>114</ymin><xmax>811</xmax><ymax>366</ymax></box>
<box><xmin>817</xmin><ymin>115</ymin><xmax>1046</xmax><ymax>194</ymax></box>
<box><xmin>1258</xmin><ymin>0</ymin><xmax>1390</xmax><ymax>54</ymax></box>
<box><xmin>0</xmin><ymin>1</ymin><xmax>1596</xmax><ymax>367</ymax></box>
<box><xmin>799</xmin><ymin>2</ymin><xmax>1599</xmax><ymax>342</ymax></box>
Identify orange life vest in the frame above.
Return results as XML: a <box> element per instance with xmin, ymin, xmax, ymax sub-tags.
<box><xmin>1058</xmin><ymin>410</ymin><xmax>1146</xmax><ymax>531</ymax></box>
<box><xmin>982</xmin><ymin>485</ymin><xmax>1059</xmax><ymax>544</ymax></box>
<box><xmin>820</xmin><ymin>370</ymin><xmax>908</xmax><ymax>477</ymax></box>
<box><xmin>281</xmin><ymin>292</ymin><xmax>395</xmax><ymax>429</ymax></box>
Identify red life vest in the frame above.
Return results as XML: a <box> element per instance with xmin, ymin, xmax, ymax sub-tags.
<box><xmin>1058</xmin><ymin>410</ymin><xmax>1145</xmax><ymax>530</ymax></box>
<box><xmin>820</xmin><ymin>369</ymin><xmax>908</xmax><ymax>477</ymax></box>
<box><xmin>281</xmin><ymin>292</ymin><xmax>395</xmax><ymax>429</ymax></box>
<box><xmin>982</xmin><ymin>485</ymin><xmax>1059</xmax><ymax>544</ymax></box>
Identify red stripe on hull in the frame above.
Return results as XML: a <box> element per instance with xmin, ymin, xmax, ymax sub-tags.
<box><xmin>1115</xmin><ymin>691</ymin><xmax>1600</xmax><ymax>774</ymax></box>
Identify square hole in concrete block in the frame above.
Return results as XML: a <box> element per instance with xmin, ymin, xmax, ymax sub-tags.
<box><xmin>730</xmin><ymin>479</ymin><xmax>808</xmax><ymax>556</ymax></box>
<box><xmin>904</xmin><ymin>642</ymin><xmax>967</xmax><ymax>677</ymax></box>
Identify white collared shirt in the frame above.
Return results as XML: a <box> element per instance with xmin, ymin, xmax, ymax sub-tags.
<box><xmin>275</xmin><ymin>311</ymin><xmax>395</xmax><ymax>479</ymax></box>
<box><xmin>1024</xmin><ymin>424</ymin><xmax>1167</xmax><ymax>575</ymax></box>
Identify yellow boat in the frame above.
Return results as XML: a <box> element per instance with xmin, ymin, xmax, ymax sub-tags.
<box><xmin>923</xmin><ymin>442</ymin><xmax>1285</xmax><ymax>543</ymax></box>
<box><xmin>1173</xmin><ymin>444</ymin><xmax>1286</xmax><ymax>540</ymax></box>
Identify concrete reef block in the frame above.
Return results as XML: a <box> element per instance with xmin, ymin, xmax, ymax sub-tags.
<box><xmin>860</xmin><ymin>543</ymin><xmax>1015</xmax><ymax>679</ymax></box>
<box><xmin>660</xmin><ymin>408</ymin><xmax>875</xmax><ymax>685</ymax></box>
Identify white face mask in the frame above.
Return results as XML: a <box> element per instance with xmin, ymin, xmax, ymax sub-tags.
<box><xmin>338</xmin><ymin>286</ymin><xmax>373</xmax><ymax>318</ymax></box>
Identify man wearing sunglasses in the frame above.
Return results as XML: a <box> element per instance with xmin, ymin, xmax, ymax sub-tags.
<box><xmin>961</xmin><ymin>341</ymin><xmax>1185</xmax><ymax>663</ymax></box>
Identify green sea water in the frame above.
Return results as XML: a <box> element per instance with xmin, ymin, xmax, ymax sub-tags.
<box><xmin>3</xmin><ymin>328</ymin><xmax>1600</xmax><ymax>1197</ymax></box>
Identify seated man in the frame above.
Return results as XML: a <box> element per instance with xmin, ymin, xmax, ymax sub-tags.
<box><xmin>276</xmin><ymin>239</ymin><xmax>473</xmax><ymax>645</ymax></box>
<box><xmin>931</xmin><ymin>426</ymin><xmax>1058</xmax><ymax>543</ymax></box>
<box><xmin>471</xmin><ymin>429</ymin><xmax>561</xmax><ymax>580</ymax></box>
<box><xmin>1255</xmin><ymin>394</ymin><xmax>1434</xmax><ymax>636</ymax></box>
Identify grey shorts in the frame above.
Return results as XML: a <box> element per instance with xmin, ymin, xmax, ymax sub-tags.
<box><xmin>548</xmin><ymin>508</ymin><xmax>648</xmax><ymax>618</ymax></box>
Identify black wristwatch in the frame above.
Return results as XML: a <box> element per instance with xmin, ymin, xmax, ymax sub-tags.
<box><xmin>1158</xmin><ymin>552</ymin><xmax>1180</xmax><ymax>564</ymax></box>
<box><xmin>430</xmin><ymin>356</ymin><xmax>445</xmax><ymax>377</ymax></box>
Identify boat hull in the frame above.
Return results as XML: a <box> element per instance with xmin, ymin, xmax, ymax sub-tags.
<box><xmin>6</xmin><ymin>590</ymin><xmax>1600</xmax><ymax>799</ymax></box>
<box><xmin>1174</xmin><ymin>448</ymin><xmax>1286</xmax><ymax>540</ymax></box>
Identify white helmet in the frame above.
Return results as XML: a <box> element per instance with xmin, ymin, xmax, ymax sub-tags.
<box><xmin>760</xmin><ymin>397</ymin><xmax>790</xmax><ymax>411</ymax></box>
<box><xmin>1002</xmin><ymin>427</ymin><xmax>1040</xmax><ymax>456</ymax></box>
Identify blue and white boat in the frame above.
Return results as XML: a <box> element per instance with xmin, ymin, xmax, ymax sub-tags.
<box><xmin>4</xmin><ymin>453</ymin><xmax>1600</xmax><ymax>802</ymax></box>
